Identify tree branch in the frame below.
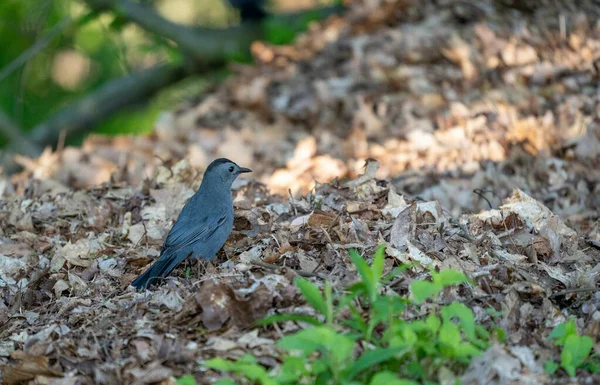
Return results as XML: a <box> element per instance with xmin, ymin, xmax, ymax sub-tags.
<box><xmin>84</xmin><ymin>0</ymin><xmax>344</xmax><ymax>63</ymax></box>
<box><xmin>30</xmin><ymin>62</ymin><xmax>189</xmax><ymax>146</ymax></box>
<box><xmin>0</xmin><ymin>109</ymin><xmax>41</xmax><ymax>156</ymax></box>
<box><xmin>84</xmin><ymin>0</ymin><xmax>263</xmax><ymax>63</ymax></box>
<box><xmin>25</xmin><ymin>1</ymin><xmax>345</xmax><ymax>151</ymax></box>
<box><xmin>0</xmin><ymin>0</ymin><xmax>346</xmax><ymax>171</ymax></box>
<box><xmin>0</xmin><ymin>17</ymin><xmax>71</xmax><ymax>84</ymax></box>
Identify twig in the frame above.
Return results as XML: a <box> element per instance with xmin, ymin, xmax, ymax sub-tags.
<box><xmin>469</xmin><ymin>263</ymin><xmax>501</xmax><ymax>278</ymax></box>
<box><xmin>85</xmin><ymin>0</ymin><xmax>344</xmax><ymax>63</ymax></box>
<box><xmin>250</xmin><ymin>259</ymin><xmax>318</xmax><ymax>278</ymax></box>
<box><xmin>550</xmin><ymin>287</ymin><xmax>597</xmax><ymax>298</ymax></box>
<box><xmin>1</xmin><ymin>0</ymin><xmax>347</xmax><ymax>170</ymax></box>
<box><xmin>85</xmin><ymin>0</ymin><xmax>262</xmax><ymax>63</ymax></box>
<box><xmin>0</xmin><ymin>17</ymin><xmax>71</xmax><ymax>84</ymax></box>
<box><xmin>270</xmin><ymin>234</ymin><xmax>281</xmax><ymax>248</ymax></box>
<box><xmin>30</xmin><ymin>62</ymin><xmax>189</xmax><ymax>147</ymax></box>
<box><xmin>472</xmin><ymin>189</ymin><xmax>495</xmax><ymax>210</ymax></box>
<box><xmin>320</xmin><ymin>226</ymin><xmax>342</xmax><ymax>261</ymax></box>
<box><xmin>288</xmin><ymin>189</ymin><xmax>298</xmax><ymax>216</ymax></box>
<box><xmin>0</xmin><ymin>109</ymin><xmax>41</xmax><ymax>156</ymax></box>
<box><xmin>191</xmin><ymin>273</ymin><xmax>245</xmax><ymax>288</ymax></box>
<box><xmin>333</xmin><ymin>243</ymin><xmax>372</xmax><ymax>249</ymax></box>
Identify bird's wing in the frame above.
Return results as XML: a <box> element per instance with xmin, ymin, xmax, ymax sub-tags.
<box><xmin>162</xmin><ymin>209</ymin><xmax>229</xmax><ymax>252</ymax></box>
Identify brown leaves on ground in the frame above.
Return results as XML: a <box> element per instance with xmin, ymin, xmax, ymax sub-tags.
<box><xmin>1</xmin><ymin>156</ymin><xmax>597</xmax><ymax>384</ymax></box>
<box><xmin>1</xmin><ymin>0</ymin><xmax>600</xmax><ymax>384</ymax></box>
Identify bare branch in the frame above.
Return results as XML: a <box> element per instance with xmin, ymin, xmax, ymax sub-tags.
<box><xmin>84</xmin><ymin>0</ymin><xmax>262</xmax><ymax>63</ymax></box>
<box><xmin>0</xmin><ymin>109</ymin><xmax>41</xmax><ymax>156</ymax></box>
<box><xmin>0</xmin><ymin>17</ymin><xmax>71</xmax><ymax>84</ymax></box>
<box><xmin>30</xmin><ymin>62</ymin><xmax>189</xmax><ymax>147</ymax></box>
<box><xmin>1</xmin><ymin>0</ymin><xmax>346</xmax><ymax>165</ymax></box>
<box><xmin>84</xmin><ymin>0</ymin><xmax>344</xmax><ymax>63</ymax></box>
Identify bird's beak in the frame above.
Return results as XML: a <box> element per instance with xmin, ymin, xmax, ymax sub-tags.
<box><xmin>239</xmin><ymin>167</ymin><xmax>252</xmax><ymax>174</ymax></box>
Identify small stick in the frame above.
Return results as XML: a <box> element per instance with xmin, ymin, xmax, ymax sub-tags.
<box><xmin>550</xmin><ymin>287</ymin><xmax>597</xmax><ymax>298</ymax></box>
<box><xmin>288</xmin><ymin>189</ymin><xmax>298</xmax><ymax>216</ymax></box>
<box><xmin>250</xmin><ymin>259</ymin><xmax>319</xmax><ymax>278</ymax></box>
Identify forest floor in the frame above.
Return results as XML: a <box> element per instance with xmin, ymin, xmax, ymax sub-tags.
<box><xmin>1</xmin><ymin>0</ymin><xmax>600</xmax><ymax>384</ymax></box>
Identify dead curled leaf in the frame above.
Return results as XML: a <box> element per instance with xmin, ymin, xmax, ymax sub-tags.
<box><xmin>1</xmin><ymin>351</ymin><xmax>62</xmax><ymax>385</ymax></box>
<box><xmin>390</xmin><ymin>202</ymin><xmax>416</xmax><ymax>249</ymax></box>
<box><xmin>307</xmin><ymin>212</ymin><xmax>336</xmax><ymax>228</ymax></box>
<box><xmin>476</xmin><ymin>189</ymin><xmax>578</xmax><ymax>260</ymax></box>
<box><xmin>196</xmin><ymin>281</ymin><xmax>234</xmax><ymax>331</ymax></box>
<box><xmin>0</xmin><ymin>242</ymin><xmax>33</xmax><ymax>257</ymax></box>
<box><xmin>195</xmin><ymin>278</ymin><xmax>281</xmax><ymax>331</ymax></box>
<box><xmin>129</xmin><ymin>362</ymin><xmax>173</xmax><ymax>385</ymax></box>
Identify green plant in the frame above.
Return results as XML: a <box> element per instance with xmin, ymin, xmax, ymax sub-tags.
<box><xmin>203</xmin><ymin>245</ymin><xmax>495</xmax><ymax>384</ymax></box>
<box><xmin>545</xmin><ymin>318</ymin><xmax>599</xmax><ymax>377</ymax></box>
<box><xmin>176</xmin><ymin>374</ymin><xmax>197</xmax><ymax>385</ymax></box>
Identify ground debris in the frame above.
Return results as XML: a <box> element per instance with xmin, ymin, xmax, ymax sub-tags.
<box><xmin>1</xmin><ymin>0</ymin><xmax>600</xmax><ymax>384</ymax></box>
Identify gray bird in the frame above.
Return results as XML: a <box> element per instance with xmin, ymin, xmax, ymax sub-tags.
<box><xmin>132</xmin><ymin>158</ymin><xmax>251</xmax><ymax>290</ymax></box>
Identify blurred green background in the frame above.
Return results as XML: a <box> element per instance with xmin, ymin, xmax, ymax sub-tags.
<box><xmin>0</xmin><ymin>0</ymin><xmax>335</xmax><ymax>149</ymax></box>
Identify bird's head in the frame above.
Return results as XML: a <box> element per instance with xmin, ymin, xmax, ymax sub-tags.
<box><xmin>204</xmin><ymin>158</ymin><xmax>252</xmax><ymax>186</ymax></box>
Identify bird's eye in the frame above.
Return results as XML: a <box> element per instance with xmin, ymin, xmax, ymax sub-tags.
<box><xmin>228</xmin><ymin>166</ymin><xmax>234</xmax><ymax>172</ymax></box>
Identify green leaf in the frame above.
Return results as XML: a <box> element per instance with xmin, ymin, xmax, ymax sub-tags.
<box><xmin>343</xmin><ymin>282</ymin><xmax>367</xmax><ymax>302</ymax></box>
<box><xmin>238</xmin><ymin>355</ymin><xmax>259</xmax><ymax>364</ymax></box>
<box><xmin>549</xmin><ymin>318</ymin><xmax>577</xmax><ymax>345</ymax></box>
<box><xmin>411</xmin><ymin>280</ymin><xmax>439</xmax><ymax>303</ymax></box>
<box><xmin>349</xmin><ymin>249</ymin><xmax>377</xmax><ymax>302</ymax></box>
<box><xmin>277</xmin><ymin>332</ymin><xmax>322</xmax><ymax>355</ymax></box>
<box><xmin>584</xmin><ymin>356</ymin><xmax>600</xmax><ymax>373</ymax></box>
<box><xmin>485</xmin><ymin>307</ymin><xmax>503</xmax><ymax>320</ymax></box>
<box><xmin>74</xmin><ymin>23</ymin><xmax>104</xmax><ymax>54</ymax></box>
<box><xmin>389</xmin><ymin>323</ymin><xmax>418</xmax><ymax>348</ymax></box>
<box><xmin>345</xmin><ymin>347</ymin><xmax>409</xmax><ymax>380</ymax></box>
<box><xmin>486</xmin><ymin>326</ymin><xmax>506</xmax><ymax>343</ymax></box>
<box><xmin>176</xmin><ymin>375</ymin><xmax>196</xmax><ymax>385</ymax></box>
<box><xmin>405</xmin><ymin>361</ymin><xmax>426</xmax><ymax>380</ymax></box>
<box><xmin>454</xmin><ymin>342</ymin><xmax>482</xmax><ymax>358</ymax></box>
<box><xmin>277</xmin><ymin>326</ymin><xmax>355</xmax><ymax>363</ymax></box>
<box><xmin>385</xmin><ymin>264</ymin><xmax>412</xmax><ymax>282</ymax></box>
<box><xmin>434</xmin><ymin>270</ymin><xmax>468</xmax><ymax>287</ymax></box>
<box><xmin>426</xmin><ymin>314</ymin><xmax>441</xmax><ymax>333</ymax></box>
<box><xmin>561</xmin><ymin>334</ymin><xmax>593</xmax><ymax>377</ymax></box>
<box><xmin>324</xmin><ymin>281</ymin><xmax>334</xmax><ymax>325</ymax></box>
<box><xmin>441</xmin><ymin>302</ymin><xmax>476</xmax><ymax>340</ymax></box>
<box><xmin>295</xmin><ymin>278</ymin><xmax>328</xmax><ymax>317</ymax></box>
<box><xmin>369</xmin><ymin>371</ymin><xmax>419</xmax><ymax>385</ymax></box>
<box><xmin>205</xmin><ymin>357</ymin><xmax>234</xmax><ymax>371</ymax></box>
<box><xmin>342</xmin><ymin>304</ymin><xmax>369</xmax><ymax>338</ymax></box>
<box><xmin>264</xmin><ymin>18</ymin><xmax>299</xmax><ymax>45</ymax></box>
<box><xmin>277</xmin><ymin>356</ymin><xmax>308</xmax><ymax>382</ymax></box>
<box><xmin>237</xmin><ymin>364</ymin><xmax>269</xmax><ymax>381</ymax></box>
<box><xmin>372</xmin><ymin>295</ymin><xmax>408</xmax><ymax>326</ymax></box>
<box><xmin>330</xmin><ymin>334</ymin><xmax>356</xmax><ymax>363</ymax></box>
<box><xmin>439</xmin><ymin>322</ymin><xmax>461</xmax><ymax>349</ymax></box>
<box><xmin>372</xmin><ymin>244</ymin><xmax>386</xmax><ymax>284</ymax></box>
<box><xmin>544</xmin><ymin>360</ymin><xmax>559</xmax><ymax>374</ymax></box>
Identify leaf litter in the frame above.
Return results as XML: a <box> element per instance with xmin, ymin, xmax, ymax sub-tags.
<box><xmin>1</xmin><ymin>0</ymin><xmax>600</xmax><ymax>383</ymax></box>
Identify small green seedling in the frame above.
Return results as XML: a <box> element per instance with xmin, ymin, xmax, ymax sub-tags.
<box><xmin>202</xmin><ymin>245</ymin><xmax>496</xmax><ymax>384</ymax></box>
<box><xmin>545</xmin><ymin>318</ymin><xmax>598</xmax><ymax>377</ymax></box>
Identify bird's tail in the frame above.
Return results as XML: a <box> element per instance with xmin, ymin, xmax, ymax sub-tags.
<box><xmin>131</xmin><ymin>250</ymin><xmax>188</xmax><ymax>290</ymax></box>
